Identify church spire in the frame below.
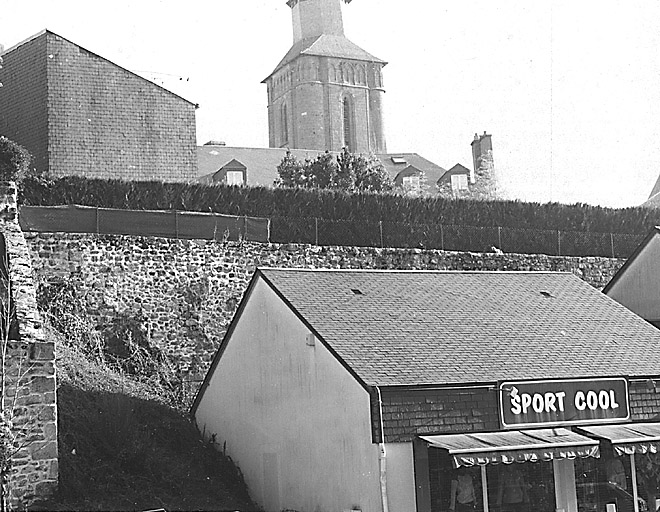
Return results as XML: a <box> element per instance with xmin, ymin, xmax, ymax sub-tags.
<box><xmin>287</xmin><ymin>0</ymin><xmax>347</xmax><ymax>43</ymax></box>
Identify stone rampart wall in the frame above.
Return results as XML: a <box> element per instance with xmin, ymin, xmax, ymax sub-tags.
<box><xmin>25</xmin><ymin>233</ymin><xmax>626</xmax><ymax>381</ymax></box>
<box><xmin>0</xmin><ymin>183</ymin><xmax>57</xmax><ymax>507</ymax></box>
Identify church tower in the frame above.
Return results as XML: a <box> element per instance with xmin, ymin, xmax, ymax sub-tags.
<box><xmin>263</xmin><ymin>0</ymin><xmax>387</xmax><ymax>153</ymax></box>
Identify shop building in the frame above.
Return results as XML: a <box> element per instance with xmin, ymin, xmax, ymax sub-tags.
<box><xmin>192</xmin><ymin>269</ymin><xmax>660</xmax><ymax>512</ymax></box>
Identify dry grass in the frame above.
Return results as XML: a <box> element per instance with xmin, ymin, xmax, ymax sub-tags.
<box><xmin>31</xmin><ymin>332</ymin><xmax>259</xmax><ymax>511</ymax></box>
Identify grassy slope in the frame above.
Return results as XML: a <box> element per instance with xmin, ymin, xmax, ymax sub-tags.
<box><xmin>32</xmin><ymin>338</ymin><xmax>259</xmax><ymax>511</ymax></box>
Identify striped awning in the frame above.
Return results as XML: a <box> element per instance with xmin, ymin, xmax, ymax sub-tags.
<box><xmin>577</xmin><ymin>423</ymin><xmax>660</xmax><ymax>456</ymax></box>
<box><xmin>421</xmin><ymin>428</ymin><xmax>600</xmax><ymax>468</ymax></box>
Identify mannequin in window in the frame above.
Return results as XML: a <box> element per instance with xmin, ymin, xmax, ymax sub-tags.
<box><xmin>497</xmin><ymin>464</ymin><xmax>528</xmax><ymax>512</ymax></box>
<box><xmin>449</xmin><ymin>466</ymin><xmax>476</xmax><ymax>512</ymax></box>
<box><xmin>603</xmin><ymin>446</ymin><xmax>627</xmax><ymax>490</ymax></box>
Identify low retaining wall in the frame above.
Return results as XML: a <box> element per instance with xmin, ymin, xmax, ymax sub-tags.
<box><xmin>25</xmin><ymin>234</ymin><xmax>626</xmax><ymax>381</ymax></box>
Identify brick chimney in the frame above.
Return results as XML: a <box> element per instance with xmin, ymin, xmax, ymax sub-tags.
<box><xmin>471</xmin><ymin>131</ymin><xmax>493</xmax><ymax>183</ymax></box>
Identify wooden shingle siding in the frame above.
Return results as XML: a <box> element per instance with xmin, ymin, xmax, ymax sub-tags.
<box><xmin>378</xmin><ymin>389</ymin><xmax>500</xmax><ymax>443</ymax></box>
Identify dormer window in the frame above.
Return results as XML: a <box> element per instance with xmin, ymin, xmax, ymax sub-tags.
<box><xmin>402</xmin><ymin>175</ymin><xmax>421</xmax><ymax>193</ymax></box>
<box><xmin>226</xmin><ymin>171</ymin><xmax>244</xmax><ymax>186</ymax></box>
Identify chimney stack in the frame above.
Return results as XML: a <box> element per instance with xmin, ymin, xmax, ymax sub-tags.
<box><xmin>470</xmin><ymin>131</ymin><xmax>493</xmax><ymax>183</ymax></box>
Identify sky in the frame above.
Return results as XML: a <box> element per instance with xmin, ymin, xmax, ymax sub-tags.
<box><xmin>1</xmin><ymin>1</ymin><xmax>659</xmax><ymax>208</ymax></box>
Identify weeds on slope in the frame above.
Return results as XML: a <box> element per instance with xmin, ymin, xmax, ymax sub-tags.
<box><xmin>32</xmin><ymin>282</ymin><xmax>258</xmax><ymax>511</ymax></box>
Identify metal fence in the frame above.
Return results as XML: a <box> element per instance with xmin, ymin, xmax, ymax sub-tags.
<box><xmin>19</xmin><ymin>205</ymin><xmax>271</xmax><ymax>243</ymax></box>
<box><xmin>270</xmin><ymin>216</ymin><xmax>645</xmax><ymax>258</ymax></box>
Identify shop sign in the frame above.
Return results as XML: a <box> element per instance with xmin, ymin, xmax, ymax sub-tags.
<box><xmin>499</xmin><ymin>377</ymin><xmax>630</xmax><ymax>428</ymax></box>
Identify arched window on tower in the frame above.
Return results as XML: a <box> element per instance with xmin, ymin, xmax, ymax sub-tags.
<box><xmin>342</xmin><ymin>96</ymin><xmax>355</xmax><ymax>152</ymax></box>
<box><xmin>281</xmin><ymin>103</ymin><xmax>289</xmax><ymax>147</ymax></box>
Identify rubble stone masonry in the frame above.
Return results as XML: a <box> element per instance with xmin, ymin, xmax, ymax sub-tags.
<box><xmin>25</xmin><ymin>234</ymin><xmax>625</xmax><ymax>383</ymax></box>
<box><xmin>0</xmin><ymin>183</ymin><xmax>57</xmax><ymax>507</ymax></box>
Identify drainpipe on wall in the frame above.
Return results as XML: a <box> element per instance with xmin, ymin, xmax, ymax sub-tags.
<box><xmin>376</xmin><ymin>386</ymin><xmax>390</xmax><ymax>512</ymax></box>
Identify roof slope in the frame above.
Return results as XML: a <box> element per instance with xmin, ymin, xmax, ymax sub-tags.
<box><xmin>258</xmin><ymin>269</ymin><xmax>660</xmax><ymax>387</ymax></box>
<box><xmin>197</xmin><ymin>145</ymin><xmax>448</xmax><ymax>191</ymax></box>
<box><xmin>2</xmin><ymin>29</ymin><xmax>196</xmax><ymax>107</ymax></box>
<box><xmin>265</xmin><ymin>34</ymin><xmax>385</xmax><ymax>80</ymax></box>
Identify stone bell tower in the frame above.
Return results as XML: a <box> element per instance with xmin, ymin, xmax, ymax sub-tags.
<box><xmin>263</xmin><ymin>0</ymin><xmax>387</xmax><ymax>153</ymax></box>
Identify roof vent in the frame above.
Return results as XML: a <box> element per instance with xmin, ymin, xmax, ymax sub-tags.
<box><xmin>351</xmin><ymin>288</ymin><xmax>363</xmax><ymax>295</ymax></box>
<box><xmin>391</xmin><ymin>156</ymin><xmax>406</xmax><ymax>164</ymax></box>
<box><xmin>204</xmin><ymin>140</ymin><xmax>226</xmax><ymax>146</ymax></box>
<box><xmin>540</xmin><ymin>290</ymin><xmax>554</xmax><ymax>298</ymax></box>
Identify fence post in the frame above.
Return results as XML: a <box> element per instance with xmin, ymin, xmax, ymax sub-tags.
<box><xmin>315</xmin><ymin>217</ymin><xmax>319</xmax><ymax>246</ymax></box>
<box><xmin>96</xmin><ymin>207</ymin><xmax>100</xmax><ymax>235</ymax></box>
<box><xmin>175</xmin><ymin>210</ymin><xmax>179</xmax><ymax>239</ymax></box>
<box><xmin>379</xmin><ymin>220</ymin><xmax>384</xmax><ymax>248</ymax></box>
<box><xmin>610</xmin><ymin>232</ymin><xmax>615</xmax><ymax>259</ymax></box>
<box><xmin>498</xmin><ymin>226</ymin><xmax>502</xmax><ymax>251</ymax></box>
<box><xmin>440</xmin><ymin>224</ymin><xmax>445</xmax><ymax>251</ymax></box>
<box><xmin>557</xmin><ymin>230</ymin><xmax>561</xmax><ymax>256</ymax></box>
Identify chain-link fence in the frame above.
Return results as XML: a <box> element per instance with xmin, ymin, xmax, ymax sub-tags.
<box><xmin>270</xmin><ymin>216</ymin><xmax>645</xmax><ymax>258</ymax></box>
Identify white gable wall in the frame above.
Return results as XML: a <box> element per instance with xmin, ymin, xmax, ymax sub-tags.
<box><xmin>194</xmin><ymin>277</ymin><xmax>382</xmax><ymax>512</ymax></box>
<box><xmin>606</xmin><ymin>233</ymin><xmax>660</xmax><ymax>321</ymax></box>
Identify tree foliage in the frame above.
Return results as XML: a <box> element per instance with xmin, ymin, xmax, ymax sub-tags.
<box><xmin>275</xmin><ymin>149</ymin><xmax>394</xmax><ymax>193</ymax></box>
<box><xmin>0</xmin><ymin>137</ymin><xmax>32</xmax><ymax>183</ymax></box>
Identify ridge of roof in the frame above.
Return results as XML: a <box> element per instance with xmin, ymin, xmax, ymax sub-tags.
<box><xmin>2</xmin><ymin>29</ymin><xmax>198</xmax><ymax>108</ymax></box>
<box><xmin>259</xmin><ymin>267</ymin><xmax>567</xmax><ymax>274</ymax></box>
<box><xmin>602</xmin><ymin>226</ymin><xmax>660</xmax><ymax>293</ymax></box>
<box><xmin>256</xmin><ymin>269</ymin><xmax>660</xmax><ymax>387</ymax></box>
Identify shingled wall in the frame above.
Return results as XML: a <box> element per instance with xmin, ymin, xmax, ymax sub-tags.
<box><xmin>373</xmin><ymin>382</ymin><xmax>660</xmax><ymax>443</ymax></box>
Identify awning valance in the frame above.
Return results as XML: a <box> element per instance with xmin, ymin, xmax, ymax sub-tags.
<box><xmin>420</xmin><ymin>428</ymin><xmax>600</xmax><ymax>468</ymax></box>
<box><xmin>577</xmin><ymin>423</ymin><xmax>660</xmax><ymax>456</ymax></box>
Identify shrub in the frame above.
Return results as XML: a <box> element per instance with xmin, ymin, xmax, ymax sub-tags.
<box><xmin>0</xmin><ymin>137</ymin><xmax>32</xmax><ymax>183</ymax></box>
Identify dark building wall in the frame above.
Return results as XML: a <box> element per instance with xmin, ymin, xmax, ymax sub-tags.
<box><xmin>378</xmin><ymin>382</ymin><xmax>660</xmax><ymax>443</ymax></box>
<box><xmin>0</xmin><ymin>34</ymin><xmax>49</xmax><ymax>171</ymax></box>
<box><xmin>45</xmin><ymin>33</ymin><xmax>197</xmax><ymax>182</ymax></box>
<box><xmin>375</xmin><ymin>388</ymin><xmax>500</xmax><ymax>443</ymax></box>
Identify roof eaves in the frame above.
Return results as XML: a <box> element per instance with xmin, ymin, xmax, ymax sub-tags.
<box><xmin>189</xmin><ymin>270</ymin><xmax>262</xmax><ymax>417</ymax></box>
<box><xmin>40</xmin><ymin>29</ymin><xmax>198</xmax><ymax>108</ymax></box>
<box><xmin>602</xmin><ymin>226</ymin><xmax>660</xmax><ymax>294</ymax></box>
<box><xmin>0</xmin><ymin>29</ymin><xmax>48</xmax><ymax>56</ymax></box>
<box><xmin>257</xmin><ymin>267</ymin><xmax>372</xmax><ymax>392</ymax></box>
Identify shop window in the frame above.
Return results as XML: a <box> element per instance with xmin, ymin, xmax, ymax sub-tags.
<box><xmin>575</xmin><ymin>452</ymin><xmax>641</xmax><ymax>512</ymax></box>
<box><xmin>486</xmin><ymin>462</ymin><xmax>556</xmax><ymax>512</ymax></box>
<box><xmin>430</xmin><ymin>450</ymin><xmax>484</xmax><ymax>512</ymax></box>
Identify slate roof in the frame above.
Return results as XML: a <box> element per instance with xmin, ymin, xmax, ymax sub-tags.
<box><xmin>197</xmin><ymin>145</ymin><xmax>449</xmax><ymax>191</ymax></box>
<box><xmin>257</xmin><ymin>268</ymin><xmax>660</xmax><ymax>387</ymax></box>
<box><xmin>264</xmin><ymin>34</ymin><xmax>385</xmax><ymax>81</ymax></box>
<box><xmin>378</xmin><ymin>153</ymin><xmax>448</xmax><ymax>187</ymax></box>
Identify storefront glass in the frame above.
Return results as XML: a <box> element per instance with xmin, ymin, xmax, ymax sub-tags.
<box><xmin>634</xmin><ymin>452</ymin><xmax>660</xmax><ymax>512</ymax></box>
<box><xmin>430</xmin><ymin>450</ymin><xmax>483</xmax><ymax>512</ymax></box>
<box><xmin>486</xmin><ymin>462</ymin><xmax>556</xmax><ymax>512</ymax></box>
<box><xmin>575</xmin><ymin>452</ymin><xmax>639</xmax><ymax>512</ymax></box>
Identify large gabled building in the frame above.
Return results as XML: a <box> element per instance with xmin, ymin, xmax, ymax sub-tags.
<box><xmin>193</xmin><ymin>268</ymin><xmax>660</xmax><ymax>512</ymax></box>
<box><xmin>0</xmin><ymin>30</ymin><xmax>198</xmax><ymax>182</ymax></box>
